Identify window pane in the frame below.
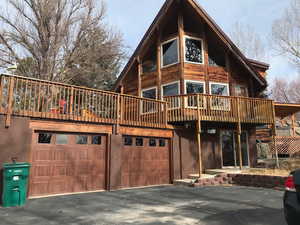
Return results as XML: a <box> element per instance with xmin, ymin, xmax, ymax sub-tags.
<box><xmin>124</xmin><ymin>136</ymin><xmax>133</xmax><ymax>146</ymax></box>
<box><xmin>185</xmin><ymin>38</ymin><xmax>203</xmax><ymax>63</ymax></box>
<box><xmin>162</xmin><ymin>82</ymin><xmax>179</xmax><ymax>97</ymax></box>
<box><xmin>56</xmin><ymin>134</ymin><xmax>68</xmax><ymax>145</ymax></box>
<box><xmin>92</xmin><ymin>136</ymin><xmax>102</xmax><ymax>145</ymax></box>
<box><xmin>186</xmin><ymin>82</ymin><xmax>204</xmax><ymax>94</ymax></box>
<box><xmin>149</xmin><ymin>138</ymin><xmax>156</xmax><ymax>147</ymax></box>
<box><xmin>142</xmin><ymin>88</ymin><xmax>156</xmax><ymax>99</ymax></box>
<box><xmin>76</xmin><ymin>135</ymin><xmax>88</xmax><ymax>144</ymax></box>
<box><xmin>38</xmin><ymin>133</ymin><xmax>52</xmax><ymax>144</ymax></box>
<box><xmin>159</xmin><ymin>139</ymin><xmax>166</xmax><ymax>147</ymax></box>
<box><xmin>162</xmin><ymin>39</ymin><xmax>178</xmax><ymax>66</ymax></box>
<box><xmin>136</xmin><ymin>137</ymin><xmax>143</xmax><ymax>146</ymax></box>
<box><xmin>210</xmin><ymin>84</ymin><xmax>229</xmax><ymax>96</ymax></box>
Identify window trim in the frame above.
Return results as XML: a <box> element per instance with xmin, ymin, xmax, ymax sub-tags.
<box><xmin>184</xmin><ymin>35</ymin><xmax>204</xmax><ymax>65</ymax></box>
<box><xmin>209</xmin><ymin>82</ymin><xmax>230</xmax><ymax>96</ymax></box>
<box><xmin>184</xmin><ymin>80</ymin><xmax>206</xmax><ymax>109</ymax></box>
<box><xmin>161</xmin><ymin>37</ymin><xmax>180</xmax><ymax>68</ymax></box>
<box><xmin>141</xmin><ymin>86</ymin><xmax>157</xmax><ymax>100</ymax></box>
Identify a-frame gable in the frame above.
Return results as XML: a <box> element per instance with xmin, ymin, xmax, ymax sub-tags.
<box><xmin>113</xmin><ymin>0</ymin><xmax>267</xmax><ymax>91</ymax></box>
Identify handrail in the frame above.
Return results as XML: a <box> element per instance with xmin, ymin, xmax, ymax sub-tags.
<box><xmin>164</xmin><ymin>94</ymin><xmax>274</xmax><ymax>124</ymax></box>
<box><xmin>0</xmin><ymin>74</ymin><xmax>167</xmax><ymax>128</ymax></box>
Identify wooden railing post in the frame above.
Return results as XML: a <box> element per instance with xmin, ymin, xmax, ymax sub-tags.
<box><xmin>115</xmin><ymin>94</ymin><xmax>121</xmax><ymax>134</ymax></box>
<box><xmin>164</xmin><ymin>101</ymin><xmax>168</xmax><ymax>127</ymax></box>
<box><xmin>69</xmin><ymin>87</ymin><xmax>74</xmax><ymax>119</ymax></box>
<box><xmin>5</xmin><ymin>76</ymin><xmax>15</xmax><ymax>128</ymax></box>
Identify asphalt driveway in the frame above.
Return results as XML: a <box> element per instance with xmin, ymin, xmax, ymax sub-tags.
<box><xmin>0</xmin><ymin>186</ymin><xmax>286</xmax><ymax>225</ymax></box>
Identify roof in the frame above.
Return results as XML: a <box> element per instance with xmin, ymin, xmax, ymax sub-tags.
<box><xmin>274</xmin><ymin>102</ymin><xmax>300</xmax><ymax>118</ymax></box>
<box><xmin>113</xmin><ymin>0</ymin><xmax>268</xmax><ymax>90</ymax></box>
<box><xmin>247</xmin><ymin>58</ymin><xmax>270</xmax><ymax>70</ymax></box>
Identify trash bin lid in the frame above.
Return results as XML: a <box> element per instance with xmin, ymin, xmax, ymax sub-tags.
<box><xmin>3</xmin><ymin>162</ymin><xmax>31</xmax><ymax>169</ymax></box>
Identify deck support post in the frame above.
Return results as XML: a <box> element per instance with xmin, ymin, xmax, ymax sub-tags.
<box><xmin>271</xmin><ymin>102</ymin><xmax>279</xmax><ymax>168</ymax></box>
<box><xmin>196</xmin><ymin>119</ymin><xmax>202</xmax><ymax>177</ymax></box>
<box><xmin>5</xmin><ymin>76</ymin><xmax>15</xmax><ymax>128</ymax></box>
<box><xmin>236</xmin><ymin>122</ymin><xmax>243</xmax><ymax>170</ymax></box>
<box><xmin>197</xmin><ymin>94</ymin><xmax>202</xmax><ymax>177</ymax></box>
<box><xmin>0</xmin><ymin>76</ymin><xmax>3</xmax><ymax>114</ymax></box>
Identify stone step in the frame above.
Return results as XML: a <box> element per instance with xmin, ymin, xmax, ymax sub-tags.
<box><xmin>173</xmin><ymin>179</ymin><xmax>196</xmax><ymax>187</ymax></box>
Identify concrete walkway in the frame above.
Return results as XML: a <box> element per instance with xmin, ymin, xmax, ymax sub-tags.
<box><xmin>0</xmin><ymin>186</ymin><xmax>286</xmax><ymax>225</ymax></box>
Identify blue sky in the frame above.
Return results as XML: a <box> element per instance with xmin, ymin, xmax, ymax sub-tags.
<box><xmin>106</xmin><ymin>0</ymin><xmax>298</xmax><ymax>84</ymax></box>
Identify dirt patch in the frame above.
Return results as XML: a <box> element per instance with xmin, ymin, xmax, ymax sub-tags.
<box><xmin>242</xmin><ymin>168</ymin><xmax>290</xmax><ymax>177</ymax></box>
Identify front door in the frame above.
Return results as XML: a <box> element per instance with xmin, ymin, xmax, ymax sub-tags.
<box><xmin>221</xmin><ymin>131</ymin><xmax>236</xmax><ymax>167</ymax></box>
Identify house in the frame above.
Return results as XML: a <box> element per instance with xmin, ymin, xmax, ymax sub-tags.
<box><xmin>113</xmin><ymin>0</ymin><xmax>274</xmax><ymax>176</ymax></box>
<box><xmin>0</xmin><ymin>0</ymin><xmax>276</xmax><ymax>199</ymax></box>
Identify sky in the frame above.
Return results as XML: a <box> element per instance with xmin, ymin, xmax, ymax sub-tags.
<box><xmin>105</xmin><ymin>0</ymin><xmax>299</xmax><ymax>84</ymax></box>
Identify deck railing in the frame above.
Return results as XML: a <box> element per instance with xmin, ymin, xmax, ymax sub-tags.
<box><xmin>164</xmin><ymin>94</ymin><xmax>274</xmax><ymax>124</ymax></box>
<box><xmin>0</xmin><ymin>74</ymin><xmax>167</xmax><ymax>128</ymax></box>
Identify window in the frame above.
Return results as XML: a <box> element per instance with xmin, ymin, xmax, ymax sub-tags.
<box><xmin>159</xmin><ymin>139</ymin><xmax>166</xmax><ymax>147</ymax></box>
<box><xmin>210</xmin><ymin>82</ymin><xmax>229</xmax><ymax>96</ymax></box>
<box><xmin>185</xmin><ymin>36</ymin><xmax>204</xmax><ymax>64</ymax></box>
<box><xmin>38</xmin><ymin>133</ymin><xmax>52</xmax><ymax>144</ymax></box>
<box><xmin>124</xmin><ymin>136</ymin><xmax>133</xmax><ymax>146</ymax></box>
<box><xmin>92</xmin><ymin>135</ymin><xmax>102</xmax><ymax>145</ymax></box>
<box><xmin>208</xmin><ymin>48</ymin><xmax>225</xmax><ymax>67</ymax></box>
<box><xmin>210</xmin><ymin>82</ymin><xmax>230</xmax><ymax>111</ymax></box>
<box><xmin>149</xmin><ymin>138</ymin><xmax>157</xmax><ymax>147</ymax></box>
<box><xmin>185</xmin><ymin>81</ymin><xmax>206</xmax><ymax>108</ymax></box>
<box><xmin>76</xmin><ymin>135</ymin><xmax>88</xmax><ymax>144</ymax></box>
<box><xmin>162</xmin><ymin>81</ymin><xmax>180</xmax><ymax>108</ymax></box>
<box><xmin>162</xmin><ymin>38</ymin><xmax>179</xmax><ymax>67</ymax></box>
<box><xmin>56</xmin><ymin>134</ymin><xmax>68</xmax><ymax>145</ymax></box>
<box><xmin>142</xmin><ymin>87</ymin><xmax>157</xmax><ymax>99</ymax></box>
<box><xmin>162</xmin><ymin>81</ymin><xmax>180</xmax><ymax>97</ymax></box>
<box><xmin>136</xmin><ymin>137</ymin><xmax>144</xmax><ymax>146</ymax></box>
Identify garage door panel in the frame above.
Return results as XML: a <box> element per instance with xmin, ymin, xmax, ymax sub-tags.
<box><xmin>30</xmin><ymin>132</ymin><xmax>107</xmax><ymax>197</ymax></box>
<box><xmin>121</xmin><ymin>137</ymin><xmax>170</xmax><ymax>188</ymax></box>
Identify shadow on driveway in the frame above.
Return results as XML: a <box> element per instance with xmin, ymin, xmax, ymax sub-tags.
<box><xmin>0</xmin><ymin>186</ymin><xmax>286</xmax><ymax>225</ymax></box>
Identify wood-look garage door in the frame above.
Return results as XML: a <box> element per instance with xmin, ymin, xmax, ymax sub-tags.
<box><xmin>121</xmin><ymin>136</ymin><xmax>170</xmax><ymax>188</ymax></box>
<box><xmin>29</xmin><ymin>132</ymin><xmax>107</xmax><ymax>197</ymax></box>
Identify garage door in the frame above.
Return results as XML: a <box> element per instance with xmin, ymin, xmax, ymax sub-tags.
<box><xmin>121</xmin><ymin>136</ymin><xmax>170</xmax><ymax>188</ymax></box>
<box><xmin>29</xmin><ymin>132</ymin><xmax>107</xmax><ymax>197</ymax></box>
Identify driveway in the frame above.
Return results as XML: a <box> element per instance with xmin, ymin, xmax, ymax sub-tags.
<box><xmin>0</xmin><ymin>186</ymin><xmax>285</xmax><ymax>225</ymax></box>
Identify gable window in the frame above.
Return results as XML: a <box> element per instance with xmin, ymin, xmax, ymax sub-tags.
<box><xmin>185</xmin><ymin>36</ymin><xmax>204</xmax><ymax>64</ymax></box>
<box><xmin>142</xmin><ymin>48</ymin><xmax>157</xmax><ymax>73</ymax></box>
<box><xmin>208</xmin><ymin>48</ymin><xmax>226</xmax><ymax>67</ymax></box>
<box><xmin>161</xmin><ymin>38</ymin><xmax>179</xmax><ymax>67</ymax></box>
<box><xmin>142</xmin><ymin>87</ymin><xmax>157</xmax><ymax>99</ymax></box>
<box><xmin>185</xmin><ymin>80</ymin><xmax>206</xmax><ymax>108</ymax></box>
<box><xmin>209</xmin><ymin>82</ymin><xmax>230</xmax><ymax>110</ymax></box>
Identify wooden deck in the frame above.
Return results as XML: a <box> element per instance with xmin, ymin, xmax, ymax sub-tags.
<box><xmin>0</xmin><ymin>74</ymin><xmax>274</xmax><ymax>128</ymax></box>
<box><xmin>0</xmin><ymin>74</ymin><xmax>167</xmax><ymax>128</ymax></box>
<box><xmin>164</xmin><ymin>94</ymin><xmax>274</xmax><ymax>124</ymax></box>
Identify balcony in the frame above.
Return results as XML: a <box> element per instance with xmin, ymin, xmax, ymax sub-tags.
<box><xmin>0</xmin><ymin>74</ymin><xmax>167</xmax><ymax>128</ymax></box>
<box><xmin>164</xmin><ymin>94</ymin><xmax>274</xmax><ymax>124</ymax></box>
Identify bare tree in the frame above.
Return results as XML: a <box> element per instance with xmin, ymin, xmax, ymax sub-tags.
<box><xmin>0</xmin><ymin>0</ymin><xmax>126</xmax><ymax>89</ymax></box>
<box><xmin>270</xmin><ymin>75</ymin><xmax>300</xmax><ymax>103</ymax></box>
<box><xmin>272</xmin><ymin>0</ymin><xmax>300</xmax><ymax>69</ymax></box>
<box><xmin>229</xmin><ymin>22</ymin><xmax>267</xmax><ymax>62</ymax></box>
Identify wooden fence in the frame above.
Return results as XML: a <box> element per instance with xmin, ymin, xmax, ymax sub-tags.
<box><xmin>0</xmin><ymin>74</ymin><xmax>167</xmax><ymax>128</ymax></box>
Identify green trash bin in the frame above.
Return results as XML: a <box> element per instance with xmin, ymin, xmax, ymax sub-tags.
<box><xmin>2</xmin><ymin>162</ymin><xmax>31</xmax><ymax>207</ymax></box>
